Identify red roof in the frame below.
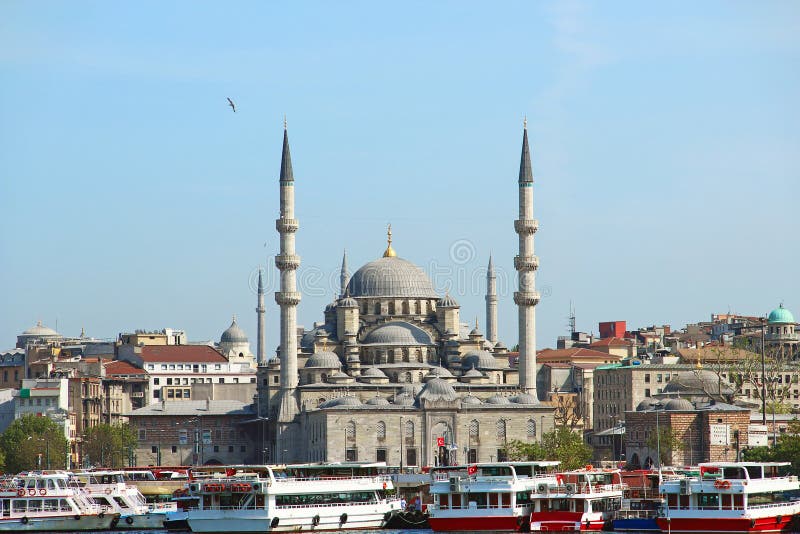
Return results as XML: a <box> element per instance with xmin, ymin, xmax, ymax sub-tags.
<box><xmin>589</xmin><ymin>337</ymin><xmax>631</xmax><ymax>348</ymax></box>
<box><xmin>140</xmin><ymin>345</ymin><xmax>226</xmax><ymax>363</ymax></box>
<box><xmin>105</xmin><ymin>360</ymin><xmax>146</xmax><ymax>376</ymax></box>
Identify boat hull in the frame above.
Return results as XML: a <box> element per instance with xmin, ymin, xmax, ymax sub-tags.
<box><xmin>612</xmin><ymin>517</ymin><xmax>660</xmax><ymax>531</ymax></box>
<box><xmin>0</xmin><ymin>513</ymin><xmax>119</xmax><ymax>531</ymax></box>
<box><xmin>656</xmin><ymin>515</ymin><xmax>796</xmax><ymax>533</ymax></box>
<box><xmin>428</xmin><ymin>514</ymin><xmax>527</xmax><ymax>532</ymax></box>
<box><xmin>118</xmin><ymin>512</ymin><xmax>167</xmax><ymax>529</ymax></box>
<box><xmin>187</xmin><ymin>504</ymin><xmax>397</xmax><ymax>532</ymax></box>
<box><xmin>530</xmin><ymin>511</ymin><xmax>605</xmax><ymax>531</ymax></box>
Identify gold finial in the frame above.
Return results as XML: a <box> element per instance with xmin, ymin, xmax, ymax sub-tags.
<box><xmin>523</xmin><ymin>115</ymin><xmax>527</xmax><ymax>130</ymax></box>
<box><xmin>695</xmin><ymin>357</ymin><xmax>703</xmax><ymax>369</ymax></box>
<box><xmin>232</xmin><ymin>314</ymin><xmax>237</xmax><ymax>323</ymax></box>
<box><xmin>383</xmin><ymin>223</ymin><xmax>397</xmax><ymax>257</ymax></box>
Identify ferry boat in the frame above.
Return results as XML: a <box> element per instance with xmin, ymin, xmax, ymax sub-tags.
<box><xmin>0</xmin><ymin>471</ymin><xmax>119</xmax><ymax>531</ymax></box>
<box><xmin>528</xmin><ymin>466</ymin><xmax>624</xmax><ymax>531</ymax></box>
<box><xmin>75</xmin><ymin>470</ymin><xmax>177</xmax><ymax>529</ymax></box>
<box><xmin>657</xmin><ymin>461</ymin><xmax>800</xmax><ymax>533</ymax></box>
<box><xmin>612</xmin><ymin>469</ymin><xmax>666</xmax><ymax>532</ymax></box>
<box><xmin>427</xmin><ymin>461</ymin><xmax>561</xmax><ymax>532</ymax></box>
<box><xmin>185</xmin><ymin>463</ymin><xmax>402</xmax><ymax>532</ymax></box>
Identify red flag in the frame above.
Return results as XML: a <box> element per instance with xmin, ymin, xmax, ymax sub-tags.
<box><xmin>467</xmin><ymin>465</ymin><xmax>477</xmax><ymax>475</ymax></box>
<box><xmin>225</xmin><ymin>468</ymin><xmax>236</xmax><ymax>477</ymax></box>
<box><xmin>436</xmin><ymin>437</ymin><xmax>445</xmax><ymax>447</ymax></box>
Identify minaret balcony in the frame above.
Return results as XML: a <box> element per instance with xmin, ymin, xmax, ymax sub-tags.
<box><xmin>514</xmin><ymin>254</ymin><xmax>539</xmax><ymax>272</ymax></box>
<box><xmin>275</xmin><ymin>254</ymin><xmax>301</xmax><ymax>270</ymax></box>
<box><xmin>485</xmin><ymin>294</ymin><xmax>498</xmax><ymax>303</ymax></box>
<box><xmin>514</xmin><ymin>291</ymin><xmax>541</xmax><ymax>306</ymax></box>
<box><xmin>514</xmin><ymin>218</ymin><xmax>539</xmax><ymax>235</ymax></box>
<box><xmin>276</xmin><ymin>218</ymin><xmax>299</xmax><ymax>233</ymax></box>
<box><xmin>275</xmin><ymin>291</ymin><xmax>302</xmax><ymax>306</ymax></box>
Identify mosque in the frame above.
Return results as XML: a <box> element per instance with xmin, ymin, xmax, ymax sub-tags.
<box><xmin>246</xmin><ymin>121</ymin><xmax>555</xmax><ymax>466</ymax></box>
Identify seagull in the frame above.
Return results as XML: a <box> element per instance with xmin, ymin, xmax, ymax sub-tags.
<box><xmin>227</xmin><ymin>98</ymin><xmax>236</xmax><ymax>112</ymax></box>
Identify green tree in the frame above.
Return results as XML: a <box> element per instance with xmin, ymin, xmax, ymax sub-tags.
<box><xmin>506</xmin><ymin>426</ymin><xmax>592</xmax><ymax>470</ymax></box>
<box><xmin>742</xmin><ymin>421</ymin><xmax>800</xmax><ymax>473</ymax></box>
<box><xmin>0</xmin><ymin>414</ymin><xmax>68</xmax><ymax>473</ymax></box>
<box><xmin>82</xmin><ymin>423</ymin><xmax>137</xmax><ymax>468</ymax></box>
<box><xmin>646</xmin><ymin>427</ymin><xmax>685</xmax><ymax>466</ymax></box>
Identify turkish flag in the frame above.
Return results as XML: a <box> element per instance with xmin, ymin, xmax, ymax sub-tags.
<box><xmin>437</xmin><ymin>437</ymin><xmax>445</xmax><ymax>447</ymax></box>
<box><xmin>467</xmin><ymin>465</ymin><xmax>477</xmax><ymax>475</ymax></box>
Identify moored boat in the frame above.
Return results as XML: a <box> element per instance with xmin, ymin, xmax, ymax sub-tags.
<box><xmin>427</xmin><ymin>461</ymin><xmax>561</xmax><ymax>532</ymax></box>
<box><xmin>0</xmin><ymin>471</ymin><xmax>119</xmax><ymax>531</ymax></box>
<box><xmin>657</xmin><ymin>461</ymin><xmax>800</xmax><ymax>533</ymax></box>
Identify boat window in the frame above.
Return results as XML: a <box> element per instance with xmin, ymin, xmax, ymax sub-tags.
<box><xmin>56</xmin><ymin>479</ymin><xmax>66</xmax><ymax>489</ymax></box>
<box><xmin>722</xmin><ymin>467</ymin><xmax>745</xmax><ymax>479</ymax></box>
<box><xmin>12</xmin><ymin>500</ymin><xmax>26</xmax><ymax>513</ymax></box>
<box><xmin>481</xmin><ymin>466</ymin><xmax>512</xmax><ymax>477</ymax></box>
<box><xmin>550</xmin><ymin>498</ymin><xmax>571</xmax><ymax>511</ymax></box>
<box><xmin>47</xmin><ymin>479</ymin><xmax>56</xmax><ymax>490</ymax></box>
<box><xmin>745</xmin><ymin>465</ymin><xmax>763</xmax><ymax>480</ymax></box>
<box><xmin>516</xmin><ymin>491</ymin><xmax>531</xmax><ymax>505</ymax></box>
<box><xmin>25</xmin><ymin>479</ymin><xmax>36</xmax><ymax>488</ymax></box>
<box><xmin>467</xmin><ymin>493</ymin><xmax>487</xmax><ymax>507</ymax></box>
<box><xmin>44</xmin><ymin>499</ymin><xmax>59</xmax><ymax>511</ymax></box>
<box><xmin>515</xmin><ymin>465</ymin><xmax>532</xmax><ymax>478</ymax></box>
<box><xmin>94</xmin><ymin>496</ymin><xmax>113</xmax><ymax>507</ymax></box>
<box><xmin>59</xmin><ymin>499</ymin><xmax>73</xmax><ymax>512</ymax></box>
<box><xmin>113</xmin><ymin>496</ymin><xmax>129</xmax><ymax>509</ymax></box>
<box><xmin>749</xmin><ymin>492</ymin><xmax>791</xmax><ymax>506</ymax></box>
<box><xmin>698</xmin><ymin>493</ymin><xmax>719</xmax><ymax>509</ymax></box>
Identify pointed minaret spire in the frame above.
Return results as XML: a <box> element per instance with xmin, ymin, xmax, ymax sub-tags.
<box><xmin>514</xmin><ymin>120</ymin><xmax>540</xmax><ymax>396</ymax></box>
<box><xmin>340</xmin><ymin>249</ymin><xmax>350</xmax><ymax>297</ymax></box>
<box><xmin>486</xmin><ymin>254</ymin><xmax>498</xmax><ymax>343</ymax></box>
<box><xmin>279</xmin><ymin>119</ymin><xmax>294</xmax><ymax>183</ymax></box>
<box><xmin>256</xmin><ymin>268</ymin><xmax>266</xmax><ymax>365</ymax></box>
<box><xmin>519</xmin><ymin>116</ymin><xmax>533</xmax><ymax>184</ymax></box>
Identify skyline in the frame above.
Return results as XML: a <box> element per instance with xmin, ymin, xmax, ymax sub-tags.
<box><xmin>1</xmin><ymin>1</ymin><xmax>798</xmax><ymax>350</ymax></box>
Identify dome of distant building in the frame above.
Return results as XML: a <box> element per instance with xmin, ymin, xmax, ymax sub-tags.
<box><xmin>392</xmin><ymin>392</ymin><xmax>415</xmax><ymax>406</ymax></box>
<box><xmin>663</xmin><ymin>370</ymin><xmax>734</xmax><ymax>397</ymax></box>
<box><xmin>365</xmin><ymin>396</ymin><xmax>391</xmax><ymax>406</ymax></box>
<box><xmin>437</xmin><ymin>294</ymin><xmax>459</xmax><ymax>308</ymax></box>
<box><xmin>513</xmin><ymin>393</ymin><xmax>539</xmax><ymax>405</ymax></box>
<box><xmin>636</xmin><ymin>398</ymin><xmax>660</xmax><ymax>411</ymax></box>
<box><xmin>461</xmin><ymin>395</ymin><xmax>482</xmax><ymax>405</ymax></box>
<box><xmin>220</xmin><ymin>317</ymin><xmax>248</xmax><ymax>344</ymax></box>
<box><xmin>304</xmin><ymin>351</ymin><xmax>342</xmax><ymax>369</ymax></box>
<box><xmin>361</xmin><ymin>367</ymin><xmax>387</xmax><ymax>378</ymax></box>
<box><xmin>424</xmin><ymin>366</ymin><xmax>454</xmax><ymax>379</ymax></box>
<box><xmin>362</xmin><ymin>322</ymin><xmax>433</xmax><ymax>345</ymax></box>
<box><xmin>300</xmin><ymin>324</ymin><xmax>336</xmax><ymax>349</ymax></box>
<box><xmin>417</xmin><ymin>378</ymin><xmax>458</xmax><ymax>403</ymax></box>
<box><xmin>347</xmin><ymin>256</ymin><xmax>439</xmax><ymax>298</ymax></box>
<box><xmin>485</xmin><ymin>394</ymin><xmax>511</xmax><ymax>405</ymax></box>
<box><xmin>664</xmin><ymin>398</ymin><xmax>695</xmax><ymax>411</ymax></box>
<box><xmin>21</xmin><ymin>321</ymin><xmax>60</xmax><ymax>337</ymax></box>
<box><xmin>461</xmin><ymin>350</ymin><xmax>499</xmax><ymax>370</ymax></box>
<box><xmin>320</xmin><ymin>396</ymin><xmax>361</xmax><ymax>408</ymax></box>
<box><xmin>768</xmin><ymin>304</ymin><xmax>795</xmax><ymax>324</ymax></box>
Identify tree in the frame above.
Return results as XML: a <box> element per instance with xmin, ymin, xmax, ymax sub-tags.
<box><xmin>82</xmin><ymin>423</ymin><xmax>137</xmax><ymax>468</ymax></box>
<box><xmin>0</xmin><ymin>414</ymin><xmax>68</xmax><ymax>473</ymax></box>
<box><xmin>506</xmin><ymin>426</ymin><xmax>592</xmax><ymax>470</ymax></box>
<box><xmin>646</xmin><ymin>427</ymin><xmax>685</xmax><ymax>465</ymax></box>
<box><xmin>552</xmin><ymin>394</ymin><xmax>582</xmax><ymax>430</ymax></box>
<box><xmin>742</xmin><ymin>421</ymin><xmax>800</xmax><ymax>473</ymax></box>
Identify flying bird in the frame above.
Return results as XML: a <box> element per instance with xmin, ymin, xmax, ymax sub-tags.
<box><xmin>227</xmin><ymin>98</ymin><xmax>236</xmax><ymax>112</ymax></box>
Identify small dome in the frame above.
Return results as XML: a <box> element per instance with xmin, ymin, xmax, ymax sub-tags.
<box><xmin>220</xmin><ymin>317</ymin><xmax>248</xmax><ymax>344</ymax></box>
<box><xmin>461</xmin><ymin>395</ymin><xmax>483</xmax><ymax>405</ymax></box>
<box><xmin>485</xmin><ymin>394</ymin><xmax>511</xmax><ymax>405</ymax></box>
<box><xmin>268</xmin><ymin>356</ymin><xmax>280</xmax><ymax>366</ymax></box>
<box><xmin>339</xmin><ymin>296</ymin><xmax>358</xmax><ymax>308</ymax></box>
<box><xmin>361</xmin><ymin>367</ymin><xmax>387</xmax><ymax>378</ymax></box>
<box><xmin>400</xmin><ymin>384</ymin><xmax>423</xmax><ymax>396</ymax></box>
<box><xmin>304</xmin><ymin>351</ymin><xmax>342</xmax><ymax>369</ymax></box>
<box><xmin>21</xmin><ymin>321</ymin><xmax>60</xmax><ymax>337</ymax></box>
<box><xmin>636</xmin><ymin>397</ymin><xmax>660</xmax><ymax>411</ymax></box>
<box><xmin>365</xmin><ymin>396</ymin><xmax>391</xmax><ymax>406</ymax></box>
<box><xmin>461</xmin><ymin>350</ymin><xmax>500</xmax><ymax>370</ymax></box>
<box><xmin>513</xmin><ymin>393</ymin><xmax>539</xmax><ymax>405</ymax></box>
<box><xmin>425</xmin><ymin>366</ymin><xmax>454</xmax><ymax>379</ymax></box>
<box><xmin>494</xmin><ymin>341</ymin><xmax>507</xmax><ymax>350</ymax></box>
<box><xmin>664</xmin><ymin>398</ymin><xmax>695</xmax><ymax>411</ymax></box>
<box><xmin>392</xmin><ymin>392</ymin><xmax>415</xmax><ymax>406</ymax></box>
<box><xmin>320</xmin><ymin>395</ymin><xmax>361</xmax><ymax>408</ymax></box>
<box><xmin>362</xmin><ymin>322</ymin><xmax>433</xmax><ymax>345</ymax></box>
<box><xmin>347</xmin><ymin>256</ymin><xmax>439</xmax><ymax>298</ymax></box>
<box><xmin>437</xmin><ymin>294</ymin><xmax>459</xmax><ymax>308</ymax></box>
<box><xmin>300</xmin><ymin>325</ymin><xmax>336</xmax><ymax>349</ymax></box>
<box><xmin>417</xmin><ymin>378</ymin><xmax>458</xmax><ymax>403</ymax></box>
<box><xmin>768</xmin><ymin>304</ymin><xmax>795</xmax><ymax>324</ymax></box>
<box><xmin>324</xmin><ymin>302</ymin><xmax>336</xmax><ymax>312</ymax></box>
<box><xmin>663</xmin><ymin>370</ymin><xmax>734</xmax><ymax>397</ymax></box>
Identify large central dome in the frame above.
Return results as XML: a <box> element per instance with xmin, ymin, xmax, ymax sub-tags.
<box><xmin>347</xmin><ymin>256</ymin><xmax>439</xmax><ymax>298</ymax></box>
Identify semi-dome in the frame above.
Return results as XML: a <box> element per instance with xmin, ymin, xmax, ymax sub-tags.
<box><xmin>768</xmin><ymin>304</ymin><xmax>795</xmax><ymax>324</ymax></box>
<box><xmin>304</xmin><ymin>351</ymin><xmax>342</xmax><ymax>368</ymax></box>
<box><xmin>347</xmin><ymin>256</ymin><xmax>439</xmax><ymax>298</ymax></box>
<box><xmin>400</xmin><ymin>384</ymin><xmax>423</xmax><ymax>396</ymax></box>
<box><xmin>461</xmin><ymin>395</ymin><xmax>483</xmax><ymax>405</ymax></box>
<box><xmin>320</xmin><ymin>396</ymin><xmax>361</xmax><ymax>408</ymax></box>
<box><xmin>220</xmin><ymin>317</ymin><xmax>248</xmax><ymax>344</ymax></box>
<box><xmin>485</xmin><ymin>394</ymin><xmax>511</xmax><ymax>405</ymax></box>
<box><xmin>513</xmin><ymin>393</ymin><xmax>539</xmax><ymax>405</ymax></box>
<box><xmin>462</xmin><ymin>367</ymin><xmax>484</xmax><ymax>379</ymax></box>
<box><xmin>365</xmin><ymin>396</ymin><xmax>391</xmax><ymax>406</ymax></box>
<box><xmin>461</xmin><ymin>350</ymin><xmax>500</xmax><ymax>370</ymax></box>
<box><xmin>362</xmin><ymin>322</ymin><xmax>433</xmax><ymax>345</ymax></box>
<box><xmin>21</xmin><ymin>321</ymin><xmax>60</xmax><ymax>337</ymax></box>
<box><xmin>664</xmin><ymin>398</ymin><xmax>695</xmax><ymax>411</ymax></box>
<box><xmin>392</xmin><ymin>392</ymin><xmax>415</xmax><ymax>406</ymax></box>
<box><xmin>338</xmin><ymin>296</ymin><xmax>358</xmax><ymax>308</ymax></box>
<box><xmin>437</xmin><ymin>294</ymin><xmax>459</xmax><ymax>308</ymax></box>
<box><xmin>636</xmin><ymin>397</ymin><xmax>660</xmax><ymax>411</ymax></box>
<box><xmin>361</xmin><ymin>367</ymin><xmax>387</xmax><ymax>378</ymax></box>
<box><xmin>417</xmin><ymin>378</ymin><xmax>458</xmax><ymax>403</ymax></box>
<box><xmin>425</xmin><ymin>366</ymin><xmax>454</xmax><ymax>379</ymax></box>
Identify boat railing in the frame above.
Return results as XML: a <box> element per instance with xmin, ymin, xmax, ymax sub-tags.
<box><xmin>271</xmin><ymin>475</ymin><xmax>391</xmax><ymax>484</ymax></box>
<box><xmin>537</xmin><ymin>483</ymin><xmax>627</xmax><ymax>495</ymax></box>
<box><xmin>664</xmin><ymin>501</ymin><xmax>800</xmax><ymax>512</ymax></box>
<box><xmin>625</xmin><ymin>487</ymin><xmax>661</xmax><ymax>499</ymax></box>
<box><xmin>614</xmin><ymin>509</ymin><xmax>659</xmax><ymax>519</ymax></box>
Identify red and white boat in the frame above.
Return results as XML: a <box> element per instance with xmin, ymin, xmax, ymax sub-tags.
<box><xmin>528</xmin><ymin>466</ymin><xmax>624</xmax><ymax>531</ymax></box>
<box><xmin>657</xmin><ymin>462</ymin><xmax>800</xmax><ymax>533</ymax></box>
<box><xmin>427</xmin><ymin>461</ymin><xmax>560</xmax><ymax>532</ymax></box>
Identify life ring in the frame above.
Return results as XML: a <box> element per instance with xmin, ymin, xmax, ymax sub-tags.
<box><xmin>382</xmin><ymin>482</ymin><xmax>387</xmax><ymax>490</ymax></box>
<box><xmin>20</xmin><ymin>517</ymin><xmax>28</xmax><ymax>525</ymax></box>
<box><xmin>39</xmin><ymin>489</ymin><xmax>46</xmax><ymax>496</ymax></box>
<box><xmin>99</xmin><ymin>512</ymin><xmax>105</xmax><ymax>519</ymax></box>
<box><xmin>104</xmin><ymin>488</ymin><xmax>113</xmax><ymax>495</ymax></box>
<box><xmin>125</xmin><ymin>516</ymin><xmax>134</xmax><ymax>525</ymax></box>
<box><xmin>312</xmin><ymin>514</ymin><xmax>320</xmax><ymax>526</ymax></box>
<box><xmin>714</xmin><ymin>479</ymin><xmax>724</xmax><ymax>489</ymax></box>
<box><xmin>723</xmin><ymin>480</ymin><xmax>731</xmax><ymax>489</ymax></box>
<box><xmin>74</xmin><ymin>514</ymin><xmax>81</xmax><ymax>521</ymax></box>
<box><xmin>339</xmin><ymin>512</ymin><xmax>348</xmax><ymax>525</ymax></box>
<box><xmin>270</xmin><ymin>517</ymin><xmax>280</xmax><ymax>528</ymax></box>
<box><xmin>28</xmin><ymin>489</ymin><xmax>36</xmax><ymax>496</ymax></box>
<box><xmin>585</xmin><ymin>464</ymin><xmax>593</xmax><ymax>471</ymax></box>
<box><xmin>16</xmin><ymin>488</ymin><xmax>24</xmax><ymax>497</ymax></box>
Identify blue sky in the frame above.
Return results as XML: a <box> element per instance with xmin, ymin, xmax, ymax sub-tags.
<box><xmin>1</xmin><ymin>1</ymin><xmax>798</xmax><ymax>350</ymax></box>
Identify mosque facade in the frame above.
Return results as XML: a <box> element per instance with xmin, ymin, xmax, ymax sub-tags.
<box><xmin>254</xmin><ymin>122</ymin><xmax>555</xmax><ymax>465</ymax></box>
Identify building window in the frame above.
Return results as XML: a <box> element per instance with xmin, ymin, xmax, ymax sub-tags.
<box><xmin>469</xmin><ymin>420</ymin><xmax>479</xmax><ymax>440</ymax></box>
<box><xmin>406</xmin><ymin>448</ymin><xmax>418</xmax><ymax>466</ymax></box>
<box><xmin>496</xmin><ymin>420</ymin><xmax>507</xmax><ymax>440</ymax></box>
<box><xmin>138</xmin><ymin>429</ymin><xmax>146</xmax><ymax>440</ymax></box>
<box><xmin>527</xmin><ymin>419</ymin><xmax>536</xmax><ymax>440</ymax></box>
<box><xmin>468</xmin><ymin>448</ymin><xmax>478</xmax><ymax>463</ymax></box>
<box><xmin>215</xmin><ymin>364</ymin><xmax>221</xmax><ymax>370</ymax></box>
<box><xmin>345</xmin><ymin>447</ymin><xmax>358</xmax><ymax>461</ymax></box>
<box><xmin>644</xmin><ymin>374</ymin><xmax>650</xmax><ymax>383</ymax></box>
<box><xmin>153</xmin><ymin>389</ymin><xmax>160</xmax><ymax>399</ymax></box>
<box><xmin>376</xmin><ymin>421</ymin><xmax>386</xmax><ymax>441</ymax></box>
<box><xmin>169</xmin><ymin>364</ymin><xmax>175</xmax><ymax>370</ymax></box>
<box><xmin>166</xmin><ymin>378</ymin><xmax>173</xmax><ymax>385</ymax></box>
<box><xmin>151</xmin><ymin>446</ymin><xmax>158</xmax><ymax>454</ymax></box>
<box><xmin>214</xmin><ymin>445</ymin><xmax>219</xmax><ymax>452</ymax></box>
<box><xmin>184</xmin><ymin>389</ymin><xmax>191</xmax><ymax>398</ymax></box>
<box><xmin>345</xmin><ymin>421</ymin><xmax>356</xmax><ymax>443</ymax></box>
<box><xmin>171</xmin><ymin>446</ymin><xmax>177</xmax><ymax>453</ymax></box>
<box><xmin>153</xmin><ymin>378</ymin><xmax>160</xmax><ymax>385</ymax></box>
<box><xmin>404</xmin><ymin>420</ymin><xmax>415</xmax><ymax>445</ymax></box>
<box><xmin>240</xmin><ymin>445</ymin><xmax>246</xmax><ymax>452</ymax></box>
<box><xmin>376</xmin><ymin>448</ymin><xmax>387</xmax><ymax>462</ymax></box>
<box><xmin>218</xmin><ymin>378</ymin><xmax>224</xmax><ymax>384</ymax></box>
<box><xmin>228</xmin><ymin>445</ymin><xmax>234</xmax><ymax>453</ymax></box>
<box><xmin>272</xmin><ymin>376</ymin><xmax>278</xmax><ymax>384</ymax></box>
<box><xmin>161</xmin><ymin>365</ymin><xmax>167</xmax><ymax>370</ymax></box>
<box><xmin>644</xmin><ymin>389</ymin><xmax>650</xmax><ymax>397</ymax></box>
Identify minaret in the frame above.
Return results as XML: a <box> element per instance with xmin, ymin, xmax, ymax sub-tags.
<box><xmin>340</xmin><ymin>250</ymin><xmax>349</xmax><ymax>297</ymax></box>
<box><xmin>513</xmin><ymin>118</ymin><xmax>540</xmax><ymax>395</ymax></box>
<box><xmin>274</xmin><ymin>120</ymin><xmax>301</xmax><ymax>461</ymax></box>
<box><xmin>486</xmin><ymin>255</ymin><xmax>498</xmax><ymax>344</ymax></box>
<box><xmin>256</xmin><ymin>268</ymin><xmax>266</xmax><ymax>365</ymax></box>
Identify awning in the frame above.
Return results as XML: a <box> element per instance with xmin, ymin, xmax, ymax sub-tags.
<box><xmin>594</xmin><ymin>425</ymin><xmax>625</xmax><ymax>437</ymax></box>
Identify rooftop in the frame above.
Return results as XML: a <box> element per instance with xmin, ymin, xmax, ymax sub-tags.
<box><xmin>140</xmin><ymin>345</ymin><xmax>227</xmax><ymax>364</ymax></box>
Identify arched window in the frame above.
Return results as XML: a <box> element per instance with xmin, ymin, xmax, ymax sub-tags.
<box><xmin>496</xmin><ymin>419</ymin><xmax>506</xmax><ymax>440</ymax></box>
<box><xmin>345</xmin><ymin>421</ymin><xmax>356</xmax><ymax>443</ymax></box>
<box><xmin>403</xmin><ymin>348</ymin><xmax>410</xmax><ymax>363</ymax></box>
<box><xmin>418</xmin><ymin>372</ymin><xmax>424</xmax><ymax>381</ymax></box>
<box><xmin>376</xmin><ymin>421</ymin><xmax>386</xmax><ymax>440</ymax></box>
<box><xmin>318</xmin><ymin>398</ymin><xmax>326</xmax><ymax>407</ymax></box>
<box><xmin>374</xmin><ymin>302</ymin><xmax>380</xmax><ymax>314</ymax></box>
<box><xmin>527</xmin><ymin>419</ymin><xmax>536</xmax><ymax>440</ymax></box>
<box><xmin>469</xmin><ymin>420</ymin><xmax>479</xmax><ymax>439</ymax></box>
<box><xmin>404</xmin><ymin>420</ymin><xmax>415</xmax><ymax>444</ymax></box>
<box><xmin>405</xmin><ymin>372</ymin><xmax>412</xmax><ymax>383</ymax></box>
<box><xmin>321</xmin><ymin>373</ymin><xmax>327</xmax><ymax>383</ymax></box>
<box><xmin>402</xmin><ymin>301</ymin><xmax>410</xmax><ymax>314</ymax></box>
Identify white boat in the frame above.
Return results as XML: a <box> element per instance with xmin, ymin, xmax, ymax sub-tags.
<box><xmin>75</xmin><ymin>470</ymin><xmax>177</xmax><ymax>529</ymax></box>
<box><xmin>427</xmin><ymin>461</ymin><xmax>561</xmax><ymax>532</ymax></box>
<box><xmin>0</xmin><ymin>471</ymin><xmax>119</xmax><ymax>531</ymax></box>
<box><xmin>658</xmin><ymin>461</ymin><xmax>800</xmax><ymax>533</ymax></box>
<box><xmin>185</xmin><ymin>463</ymin><xmax>403</xmax><ymax>532</ymax></box>
<box><xmin>528</xmin><ymin>466</ymin><xmax>625</xmax><ymax>531</ymax></box>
